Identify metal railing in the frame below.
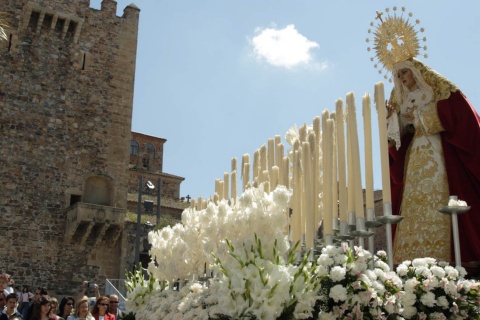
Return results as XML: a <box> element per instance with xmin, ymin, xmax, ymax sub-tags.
<box><xmin>105</xmin><ymin>279</ymin><xmax>127</xmax><ymax>311</ymax></box>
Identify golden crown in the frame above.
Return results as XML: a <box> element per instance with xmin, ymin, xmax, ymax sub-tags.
<box><xmin>366</xmin><ymin>7</ymin><xmax>427</xmax><ymax>82</ymax></box>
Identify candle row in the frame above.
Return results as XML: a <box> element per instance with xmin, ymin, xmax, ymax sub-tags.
<box><xmin>191</xmin><ymin>84</ymin><xmax>393</xmax><ymax>251</ymax></box>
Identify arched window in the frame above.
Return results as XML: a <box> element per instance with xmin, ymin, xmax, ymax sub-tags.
<box><xmin>146</xmin><ymin>143</ymin><xmax>156</xmax><ymax>159</ymax></box>
<box><xmin>130</xmin><ymin>140</ymin><xmax>139</xmax><ymax>156</ymax></box>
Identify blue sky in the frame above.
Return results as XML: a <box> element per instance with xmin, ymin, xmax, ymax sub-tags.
<box><xmin>91</xmin><ymin>0</ymin><xmax>480</xmax><ymax>201</ymax></box>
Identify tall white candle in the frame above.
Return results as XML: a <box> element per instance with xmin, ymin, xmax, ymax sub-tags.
<box><xmin>276</xmin><ymin>142</ymin><xmax>284</xmax><ymax>186</ymax></box>
<box><xmin>253</xmin><ymin>150</ymin><xmax>260</xmax><ymax>182</ymax></box>
<box><xmin>268</xmin><ymin>138</ymin><xmax>275</xmax><ymax>171</ymax></box>
<box><xmin>374</xmin><ymin>82</ymin><xmax>392</xmax><ymax>205</ymax></box>
<box><xmin>302</xmin><ymin>141</ymin><xmax>315</xmax><ymax>248</ymax></box>
<box><xmin>346</xmin><ymin>106</ymin><xmax>355</xmax><ymax>214</ymax></box>
<box><xmin>330</xmin><ymin>112</ymin><xmax>338</xmax><ymax>229</ymax></box>
<box><xmin>336</xmin><ymin>99</ymin><xmax>348</xmax><ymax>223</ymax></box>
<box><xmin>347</xmin><ymin>92</ymin><xmax>365</xmax><ymax>218</ymax></box>
<box><xmin>218</xmin><ymin>180</ymin><xmax>224</xmax><ymax>200</ymax></box>
<box><xmin>323</xmin><ymin>119</ymin><xmax>334</xmax><ymax>236</ymax></box>
<box><xmin>260</xmin><ymin>145</ymin><xmax>267</xmax><ymax>173</ymax></box>
<box><xmin>283</xmin><ymin>156</ymin><xmax>290</xmax><ymax>189</ymax></box>
<box><xmin>224</xmin><ymin>172</ymin><xmax>230</xmax><ymax>201</ymax></box>
<box><xmin>243</xmin><ymin>163</ymin><xmax>250</xmax><ymax>191</ymax></box>
<box><xmin>363</xmin><ymin>93</ymin><xmax>374</xmax><ymax>209</ymax></box>
<box><xmin>271</xmin><ymin>166</ymin><xmax>279</xmax><ymax>190</ymax></box>
<box><xmin>231</xmin><ymin>171</ymin><xmax>237</xmax><ymax>203</ymax></box>
<box><xmin>291</xmin><ymin>149</ymin><xmax>302</xmax><ymax>246</ymax></box>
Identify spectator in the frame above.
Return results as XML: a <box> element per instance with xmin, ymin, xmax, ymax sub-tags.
<box><xmin>90</xmin><ymin>297</ymin><xmax>114</xmax><ymax>320</ymax></box>
<box><xmin>66</xmin><ymin>297</ymin><xmax>93</xmax><ymax>320</ymax></box>
<box><xmin>57</xmin><ymin>297</ymin><xmax>75</xmax><ymax>320</ymax></box>
<box><xmin>19</xmin><ymin>287</ymin><xmax>33</xmax><ymax>315</ymax></box>
<box><xmin>76</xmin><ymin>282</ymin><xmax>99</xmax><ymax>307</ymax></box>
<box><xmin>24</xmin><ymin>288</ymin><xmax>48</xmax><ymax>320</ymax></box>
<box><xmin>107</xmin><ymin>295</ymin><xmax>124</xmax><ymax>320</ymax></box>
<box><xmin>49</xmin><ymin>298</ymin><xmax>60</xmax><ymax>320</ymax></box>
<box><xmin>31</xmin><ymin>296</ymin><xmax>53</xmax><ymax>320</ymax></box>
<box><xmin>0</xmin><ymin>291</ymin><xmax>6</xmax><ymax>311</ymax></box>
<box><xmin>0</xmin><ymin>274</ymin><xmax>13</xmax><ymax>295</ymax></box>
<box><xmin>0</xmin><ymin>293</ymin><xmax>23</xmax><ymax>320</ymax></box>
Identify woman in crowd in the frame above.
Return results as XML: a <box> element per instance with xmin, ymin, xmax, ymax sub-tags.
<box><xmin>67</xmin><ymin>297</ymin><xmax>93</xmax><ymax>320</ymax></box>
<box><xmin>387</xmin><ymin>57</ymin><xmax>480</xmax><ymax>266</ymax></box>
<box><xmin>49</xmin><ymin>297</ymin><xmax>61</xmax><ymax>320</ymax></box>
<box><xmin>57</xmin><ymin>296</ymin><xmax>75</xmax><ymax>320</ymax></box>
<box><xmin>19</xmin><ymin>286</ymin><xmax>33</xmax><ymax>315</ymax></box>
<box><xmin>31</xmin><ymin>295</ymin><xmax>54</xmax><ymax>320</ymax></box>
<box><xmin>90</xmin><ymin>296</ymin><xmax>114</xmax><ymax>320</ymax></box>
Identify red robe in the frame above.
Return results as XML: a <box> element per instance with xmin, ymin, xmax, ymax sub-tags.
<box><xmin>389</xmin><ymin>91</ymin><xmax>480</xmax><ymax>268</ymax></box>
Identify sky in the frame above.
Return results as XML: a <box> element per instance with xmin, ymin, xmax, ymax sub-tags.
<box><xmin>91</xmin><ymin>0</ymin><xmax>480</xmax><ymax>201</ymax></box>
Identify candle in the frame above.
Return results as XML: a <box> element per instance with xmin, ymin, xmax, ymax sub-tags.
<box><xmin>231</xmin><ymin>171</ymin><xmax>237</xmax><ymax>203</ymax></box>
<box><xmin>231</xmin><ymin>158</ymin><xmax>237</xmax><ymax>173</ymax></box>
<box><xmin>268</xmin><ymin>138</ymin><xmax>275</xmax><ymax>171</ymax></box>
<box><xmin>346</xmin><ymin>106</ymin><xmax>355</xmax><ymax>214</ymax></box>
<box><xmin>271</xmin><ymin>166</ymin><xmax>279</xmax><ymax>190</ymax></box>
<box><xmin>276</xmin><ymin>142</ymin><xmax>284</xmax><ymax>186</ymax></box>
<box><xmin>291</xmin><ymin>149</ymin><xmax>302</xmax><ymax>246</ymax></box>
<box><xmin>283</xmin><ymin>157</ymin><xmax>290</xmax><ymax>189</ymax></box>
<box><xmin>347</xmin><ymin>92</ymin><xmax>365</xmax><ymax>218</ymax></box>
<box><xmin>299</xmin><ymin>124</ymin><xmax>307</xmax><ymax>142</ymax></box>
<box><xmin>224</xmin><ymin>172</ymin><xmax>230</xmax><ymax>201</ymax></box>
<box><xmin>330</xmin><ymin>112</ymin><xmax>338</xmax><ymax>229</ymax></box>
<box><xmin>243</xmin><ymin>163</ymin><xmax>250</xmax><ymax>191</ymax></box>
<box><xmin>215</xmin><ymin>179</ymin><xmax>220</xmax><ymax>198</ymax></box>
<box><xmin>253</xmin><ymin>149</ymin><xmax>260</xmax><ymax>182</ymax></box>
<box><xmin>275</xmin><ymin>135</ymin><xmax>282</xmax><ymax>171</ymax></box>
<box><xmin>262</xmin><ymin>169</ymin><xmax>270</xmax><ymax>184</ymax></box>
<box><xmin>374</xmin><ymin>82</ymin><xmax>392</xmax><ymax>205</ymax></box>
<box><xmin>218</xmin><ymin>181</ymin><xmax>224</xmax><ymax>200</ymax></box>
<box><xmin>241</xmin><ymin>153</ymin><xmax>249</xmax><ymax>182</ymax></box>
<box><xmin>260</xmin><ymin>145</ymin><xmax>267</xmax><ymax>173</ymax></box>
<box><xmin>363</xmin><ymin>93</ymin><xmax>374</xmax><ymax>209</ymax></box>
<box><xmin>198</xmin><ymin>196</ymin><xmax>203</xmax><ymax>211</ymax></box>
<box><xmin>323</xmin><ymin>119</ymin><xmax>334</xmax><ymax>236</ymax></box>
<box><xmin>335</xmin><ymin>99</ymin><xmax>347</xmax><ymax>222</ymax></box>
<box><xmin>302</xmin><ymin>141</ymin><xmax>315</xmax><ymax>248</ymax></box>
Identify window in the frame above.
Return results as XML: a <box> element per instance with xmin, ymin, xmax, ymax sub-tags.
<box><xmin>146</xmin><ymin>143</ymin><xmax>155</xmax><ymax>159</ymax></box>
<box><xmin>130</xmin><ymin>140</ymin><xmax>139</xmax><ymax>156</ymax></box>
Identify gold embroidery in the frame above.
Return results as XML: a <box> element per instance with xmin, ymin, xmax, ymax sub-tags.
<box><xmin>422</xmin><ymin>101</ymin><xmax>444</xmax><ymax>135</ymax></box>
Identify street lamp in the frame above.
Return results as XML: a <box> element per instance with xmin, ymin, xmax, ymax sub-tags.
<box><xmin>134</xmin><ymin>176</ymin><xmax>162</xmax><ymax>268</ymax></box>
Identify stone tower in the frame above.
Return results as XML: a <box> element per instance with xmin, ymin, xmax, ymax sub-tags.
<box><xmin>0</xmin><ymin>0</ymin><xmax>140</xmax><ymax>295</ymax></box>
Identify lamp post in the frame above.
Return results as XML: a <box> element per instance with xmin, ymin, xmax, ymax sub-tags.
<box><xmin>135</xmin><ymin>177</ymin><xmax>161</xmax><ymax>268</ymax></box>
<box><xmin>134</xmin><ymin>175</ymin><xmax>143</xmax><ymax>267</ymax></box>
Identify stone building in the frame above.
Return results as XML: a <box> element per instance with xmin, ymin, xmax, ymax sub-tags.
<box><xmin>0</xmin><ymin>0</ymin><xmax>187</xmax><ymax>296</ymax></box>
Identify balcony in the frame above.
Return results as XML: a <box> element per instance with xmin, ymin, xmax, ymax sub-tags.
<box><xmin>65</xmin><ymin>202</ymin><xmax>126</xmax><ymax>247</ymax></box>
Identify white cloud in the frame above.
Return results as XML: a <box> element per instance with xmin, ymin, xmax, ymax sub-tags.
<box><xmin>251</xmin><ymin>24</ymin><xmax>321</xmax><ymax>69</ymax></box>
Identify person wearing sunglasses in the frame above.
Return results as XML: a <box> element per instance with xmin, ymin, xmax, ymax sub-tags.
<box><xmin>57</xmin><ymin>297</ymin><xmax>75</xmax><ymax>320</ymax></box>
<box><xmin>107</xmin><ymin>295</ymin><xmax>123</xmax><ymax>320</ymax></box>
<box><xmin>90</xmin><ymin>297</ymin><xmax>114</xmax><ymax>320</ymax></box>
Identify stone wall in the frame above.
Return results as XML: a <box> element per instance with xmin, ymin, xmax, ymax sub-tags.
<box><xmin>0</xmin><ymin>0</ymin><xmax>140</xmax><ymax>296</ymax></box>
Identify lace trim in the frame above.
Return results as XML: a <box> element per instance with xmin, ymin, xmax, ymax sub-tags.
<box><xmin>387</xmin><ymin>112</ymin><xmax>401</xmax><ymax>150</ymax></box>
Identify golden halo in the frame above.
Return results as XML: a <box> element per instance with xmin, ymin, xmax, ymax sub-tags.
<box><xmin>366</xmin><ymin>7</ymin><xmax>427</xmax><ymax>82</ymax></box>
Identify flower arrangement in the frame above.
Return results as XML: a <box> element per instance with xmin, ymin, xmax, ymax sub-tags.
<box><xmin>315</xmin><ymin>245</ymin><xmax>403</xmax><ymax>319</ymax></box>
<box><xmin>396</xmin><ymin>258</ymin><xmax>480</xmax><ymax>319</ymax></box>
<box><xmin>125</xmin><ymin>185</ymin><xmax>480</xmax><ymax>320</ymax></box>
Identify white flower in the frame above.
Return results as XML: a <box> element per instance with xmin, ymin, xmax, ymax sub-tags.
<box><xmin>436</xmin><ymin>295</ymin><xmax>449</xmax><ymax>308</ymax></box>
<box><xmin>420</xmin><ymin>291</ymin><xmax>436</xmax><ymax>307</ymax></box>
<box><xmin>396</xmin><ymin>263</ymin><xmax>409</xmax><ymax>277</ymax></box>
<box><xmin>329</xmin><ymin>266</ymin><xmax>346</xmax><ymax>282</ymax></box>
<box><xmin>329</xmin><ymin>284</ymin><xmax>347</xmax><ymax>302</ymax></box>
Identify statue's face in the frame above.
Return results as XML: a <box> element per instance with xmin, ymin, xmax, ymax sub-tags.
<box><xmin>396</xmin><ymin>68</ymin><xmax>417</xmax><ymax>91</ymax></box>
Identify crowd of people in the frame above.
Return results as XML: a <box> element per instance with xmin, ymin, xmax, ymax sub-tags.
<box><xmin>0</xmin><ymin>274</ymin><xmax>125</xmax><ymax>320</ymax></box>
